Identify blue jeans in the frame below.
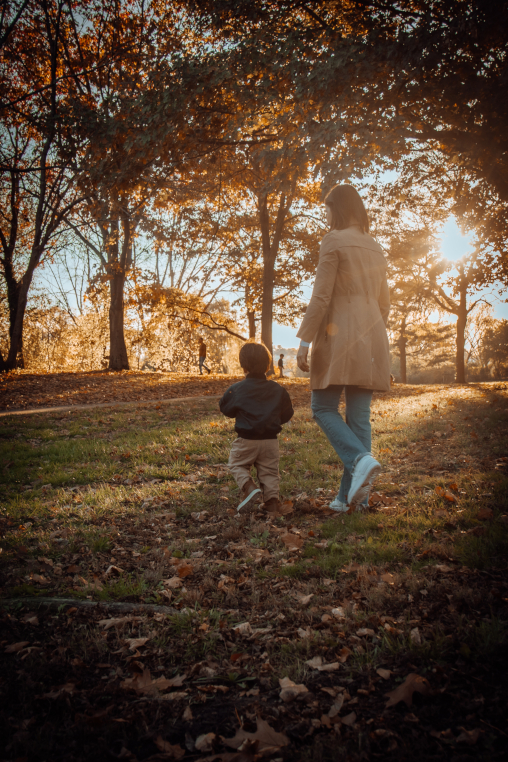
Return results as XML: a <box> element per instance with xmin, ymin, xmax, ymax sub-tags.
<box><xmin>311</xmin><ymin>385</ymin><xmax>373</xmax><ymax>504</ymax></box>
<box><xmin>199</xmin><ymin>356</ymin><xmax>210</xmax><ymax>374</ymax></box>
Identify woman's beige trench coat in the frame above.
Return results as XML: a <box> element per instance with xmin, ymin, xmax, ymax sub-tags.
<box><xmin>297</xmin><ymin>225</ymin><xmax>391</xmax><ymax>392</ymax></box>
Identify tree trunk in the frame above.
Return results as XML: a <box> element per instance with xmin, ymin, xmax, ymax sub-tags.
<box><xmin>247</xmin><ymin>308</ymin><xmax>256</xmax><ymax>339</ymax></box>
<box><xmin>258</xmin><ymin>192</ymin><xmax>288</xmax><ymax>372</ymax></box>
<box><xmin>455</xmin><ymin>280</ymin><xmax>468</xmax><ymax>383</ymax></box>
<box><xmin>109</xmin><ymin>272</ymin><xmax>129</xmax><ymax>370</ymax></box>
<box><xmin>398</xmin><ymin>334</ymin><xmax>407</xmax><ymax>384</ymax></box>
<box><xmin>260</xmin><ymin>256</ymin><xmax>275</xmax><ymax>365</ymax></box>
<box><xmin>3</xmin><ymin>272</ymin><xmax>32</xmax><ymax>370</ymax></box>
<box><xmin>397</xmin><ymin>315</ymin><xmax>407</xmax><ymax>383</ymax></box>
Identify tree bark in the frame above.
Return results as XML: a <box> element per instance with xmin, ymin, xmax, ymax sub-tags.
<box><xmin>260</xmin><ymin>256</ymin><xmax>275</xmax><ymax>362</ymax></box>
<box><xmin>398</xmin><ymin>316</ymin><xmax>407</xmax><ymax>384</ymax></box>
<box><xmin>247</xmin><ymin>308</ymin><xmax>256</xmax><ymax>338</ymax></box>
<box><xmin>258</xmin><ymin>192</ymin><xmax>289</xmax><ymax>371</ymax></box>
<box><xmin>101</xmin><ymin>206</ymin><xmax>133</xmax><ymax>371</ymax></box>
<box><xmin>109</xmin><ymin>271</ymin><xmax>129</xmax><ymax>370</ymax></box>
<box><xmin>455</xmin><ymin>271</ymin><xmax>468</xmax><ymax>384</ymax></box>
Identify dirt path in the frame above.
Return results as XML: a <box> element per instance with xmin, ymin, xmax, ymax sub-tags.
<box><xmin>0</xmin><ymin>371</ymin><xmax>313</xmax><ymax>414</ymax></box>
<box><xmin>0</xmin><ymin>393</ymin><xmax>223</xmax><ymax>417</ymax></box>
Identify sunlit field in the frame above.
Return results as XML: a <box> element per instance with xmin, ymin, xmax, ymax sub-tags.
<box><xmin>1</xmin><ymin>381</ymin><xmax>507</xmax><ymax>760</ymax></box>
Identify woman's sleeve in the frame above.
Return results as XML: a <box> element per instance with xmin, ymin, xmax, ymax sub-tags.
<box><xmin>296</xmin><ymin>240</ymin><xmax>340</xmax><ymax>344</ymax></box>
<box><xmin>378</xmin><ymin>270</ymin><xmax>390</xmax><ymax>327</ymax></box>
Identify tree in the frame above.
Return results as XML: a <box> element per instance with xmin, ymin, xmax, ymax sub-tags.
<box><xmin>0</xmin><ymin>0</ymin><xmax>90</xmax><ymax>370</ymax></box>
<box><xmin>197</xmin><ymin>1</ymin><xmax>508</xmax><ymax>257</ymax></box>
<box><xmin>481</xmin><ymin>320</ymin><xmax>508</xmax><ymax>379</ymax></box>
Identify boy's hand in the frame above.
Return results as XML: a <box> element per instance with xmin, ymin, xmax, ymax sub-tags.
<box><xmin>297</xmin><ymin>346</ymin><xmax>309</xmax><ymax>372</ymax></box>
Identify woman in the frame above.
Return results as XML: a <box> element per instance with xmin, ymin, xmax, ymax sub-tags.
<box><xmin>296</xmin><ymin>184</ymin><xmax>390</xmax><ymax>511</ymax></box>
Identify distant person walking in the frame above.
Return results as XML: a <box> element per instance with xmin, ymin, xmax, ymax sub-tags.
<box><xmin>198</xmin><ymin>338</ymin><xmax>211</xmax><ymax>375</ymax></box>
<box><xmin>296</xmin><ymin>185</ymin><xmax>390</xmax><ymax>512</ymax></box>
<box><xmin>277</xmin><ymin>353</ymin><xmax>285</xmax><ymax>378</ymax></box>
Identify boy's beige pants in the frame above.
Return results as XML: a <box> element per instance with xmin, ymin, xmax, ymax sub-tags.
<box><xmin>228</xmin><ymin>437</ymin><xmax>280</xmax><ymax>501</ymax></box>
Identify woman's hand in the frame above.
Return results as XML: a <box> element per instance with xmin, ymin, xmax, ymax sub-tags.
<box><xmin>296</xmin><ymin>346</ymin><xmax>309</xmax><ymax>372</ymax></box>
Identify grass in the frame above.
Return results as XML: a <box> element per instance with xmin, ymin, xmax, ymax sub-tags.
<box><xmin>2</xmin><ymin>381</ymin><xmax>508</xmax><ymax>762</ymax></box>
<box><xmin>1</xmin><ymin>381</ymin><xmax>507</xmax><ymax>666</ymax></box>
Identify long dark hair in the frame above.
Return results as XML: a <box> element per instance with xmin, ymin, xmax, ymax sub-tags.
<box><xmin>324</xmin><ymin>184</ymin><xmax>369</xmax><ymax>234</ymax></box>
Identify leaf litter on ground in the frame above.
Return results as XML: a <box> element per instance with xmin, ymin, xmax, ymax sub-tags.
<box><xmin>1</xmin><ymin>378</ymin><xmax>508</xmax><ymax>760</ymax></box>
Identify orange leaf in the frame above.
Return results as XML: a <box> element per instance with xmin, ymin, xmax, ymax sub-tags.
<box><xmin>176</xmin><ymin>562</ymin><xmax>193</xmax><ymax>578</ymax></box>
<box><xmin>281</xmin><ymin>532</ymin><xmax>303</xmax><ymax>551</ymax></box>
<box><xmin>385</xmin><ymin>673</ymin><xmax>431</xmax><ymax>707</ymax></box>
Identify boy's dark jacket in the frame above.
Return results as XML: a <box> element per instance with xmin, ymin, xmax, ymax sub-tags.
<box><xmin>219</xmin><ymin>373</ymin><xmax>294</xmax><ymax>440</ymax></box>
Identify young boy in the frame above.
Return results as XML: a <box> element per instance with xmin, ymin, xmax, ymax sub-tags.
<box><xmin>277</xmin><ymin>353</ymin><xmax>284</xmax><ymax>378</ymax></box>
<box><xmin>219</xmin><ymin>342</ymin><xmax>294</xmax><ymax>512</ymax></box>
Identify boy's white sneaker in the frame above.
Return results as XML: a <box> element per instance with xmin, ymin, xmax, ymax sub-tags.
<box><xmin>348</xmin><ymin>454</ymin><xmax>381</xmax><ymax>508</ymax></box>
<box><xmin>329</xmin><ymin>497</ymin><xmax>348</xmax><ymax>512</ymax></box>
<box><xmin>237</xmin><ymin>479</ymin><xmax>262</xmax><ymax>512</ymax></box>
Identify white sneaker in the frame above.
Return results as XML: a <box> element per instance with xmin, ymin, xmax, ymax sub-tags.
<box><xmin>329</xmin><ymin>497</ymin><xmax>348</xmax><ymax>512</ymax></box>
<box><xmin>237</xmin><ymin>486</ymin><xmax>262</xmax><ymax>512</ymax></box>
<box><xmin>348</xmin><ymin>454</ymin><xmax>381</xmax><ymax>507</ymax></box>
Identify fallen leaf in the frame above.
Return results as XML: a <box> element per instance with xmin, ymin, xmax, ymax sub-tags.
<box><xmin>232</xmin><ymin>622</ymin><xmax>252</xmax><ymax>636</ymax></box>
<box><xmin>305</xmin><ymin>656</ymin><xmax>340</xmax><ymax>672</ymax></box>
<box><xmin>104</xmin><ymin>565</ymin><xmax>124</xmax><ymax>577</ymax></box>
<box><xmin>341</xmin><ymin>711</ymin><xmax>357</xmax><ymax>726</ymax></box>
<box><xmin>430</xmin><ymin>728</ymin><xmax>455</xmax><ymax>741</ymax></box>
<box><xmin>381</xmin><ymin>573</ymin><xmax>395</xmax><ymax>584</ymax></box>
<box><xmin>435</xmin><ymin>564</ymin><xmax>453</xmax><ymax>573</ymax></box>
<box><xmin>124</xmin><ymin>637</ymin><xmax>149</xmax><ymax>651</ymax></box>
<box><xmin>337</xmin><ymin>646</ymin><xmax>352</xmax><ymax>663</ymax></box>
<box><xmin>5</xmin><ymin>641</ymin><xmax>29</xmax><ymax>653</ymax></box>
<box><xmin>22</xmin><ymin>614</ymin><xmax>39</xmax><ymax>626</ymax></box>
<box><xmin>43</xmin><ymin>682</ymin><xmax>77</xmax><ymax>699</ymax></box>
<box><xmin>356</xmin><ymin>628</ymin><xmax>375</xmax><ymax>637</ymax></box>
<box><xmin>218</xmin><ymin>575</ymin><xmax>235</xmax><ymax>590</ymax></box>
<box><xmin>410</xmin><ymin>627</ymin><xmax>422</xmax><ymax>646</ymax></box>
<box><xmin>477</xmin><ymin>507</ymin><xmax>493</xmax><ymax>520</ymax></box>
<box><xmin>376</xmin><ymin>668</ymin><xmax>392</xmax><ymax>679</ymax></box>
<box><xmin>121</xmin><ymin>669</ymin><xmax>186</xmax><ymax>695</ymax></box>
<box><xmin>279</xmin><ymin>676</ymin><xmax>309</xmax><ymax>702</ymax></box>
<box><xmin>294</xmin><ymin>592</ymin><xmax>313</xmax><ymax>606</ymax></box>
<box><xmin>195</xmin><ymin>733</ymin><xmax>216</xmax><ymax>752</ymax></box>
<box><xmin>98</xmin><ymin>616</ymin><xmax>141</xmax><ymax>630</ymax></box>
<box><xmin>331</xmin><ymin>606</ymin><xmax>345</xmax><ymax>618</ymax></box>
<box><xmin>154</xmin><ymin>736</ymin><xmax>185</xmax><ymax>759</ymax></box>
<box><xmin>328</xmin><ymin>694</ymin><xmax>345</xmax><ymax>718</ymax></box>
<box><xmin>385</xmin><ymin>673</ymin><xmax>431</xmax><ymax>707</ymax></box>
<box><xmin>250</xmin><ymin>547</ymin><xmax>270</xmax><ymax>561</ymax></box>
<box><xmin>164</xmin><ymin>576</ymin><xmax>184</xmax><ymax>588</ymax></box>
<box><xmin>225</xmin><ymin>716</ymin><xmax>289</xmax><ymax>751</ymax></box>
<box><xmin>183</xmin><ymin>705</ymin><xmax>193</xmax><ymax>721</ymax></box>
<box><xmin>267</xmin><ymin>499</ymin><xmax>294</xmax><ymax>516</ymax></box>
<box><xmin>281</xmin><ymin>532</ymin><xmax>303</xmax><ymax>551</ymax></box>
<box><xmin>160</xmin><ymin>691</ymin><xmax>188</xmax><ymax>701</ymax></box>
<box><xmin>176</xmin><ymin>561</ymin><xmax>193</xmax><ymax>578</ymax></box>
<box><xmin>305</xmin><ymin>656</ymin><xmax>323</xmax><ymax>669</ymax></box>
<box><xmin>456</xmin><ymin>727</ymin><xmax>481</xmax><ymax>745</ymax></box>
